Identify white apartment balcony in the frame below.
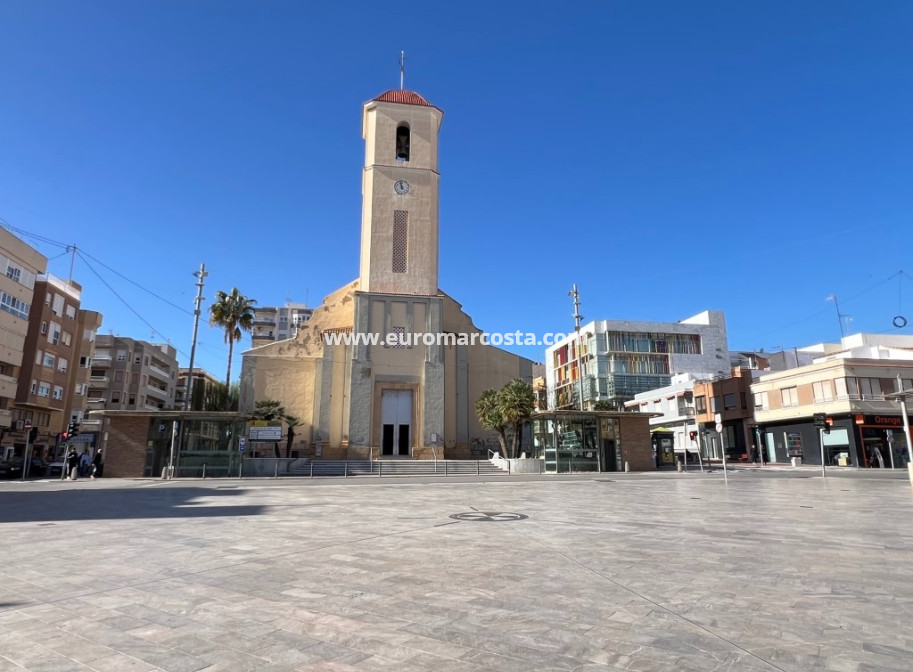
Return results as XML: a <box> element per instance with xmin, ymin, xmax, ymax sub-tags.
<box><xmin>87</xmin><ymin>398</ymin><xmax>107</xmax><ymax>406</ymax></box>
<box><xmin>92</xmin><ymin>355</ymin><xmax>112</xmax><ymax>367</ymax></box>
<box><xmin>89</xmin><ymin>375</ymin><xmax>109</xmax><ymax>385</ymax></box>
<box><xmin>0</xmin><ymin>373</ymin><xmax>18</xmax><ymax>399</ymax></box>
<box><xmin>144</xmin><ymin>403</ymin><xmax>165</xmax><ymax>411</ymax></box>
<box><xmin>147</xmin><ymin>385</ymin><xmax>170</xmax><ymax>399</ymax></box>
<box><xmin>148</xmin><ymin>364</ymin><xmax>172</xmax><ymax>382</ymax></box>
<box><xmin>0</xmin><ymin>409</ymin><xmax>11</xmax><ymax>428</ymax></box>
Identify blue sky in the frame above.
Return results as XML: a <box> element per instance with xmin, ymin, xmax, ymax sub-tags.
<box><xmin>2</xmin><ymin>1</ymin><xmax>912</xmax><ymax>379</ymax></box>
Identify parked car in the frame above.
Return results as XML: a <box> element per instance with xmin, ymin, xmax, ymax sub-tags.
<box><xmin>0</xmin><ymin>460</ymin><xmax>23</xmax><ymax>479</ymax></box>
<box><xmin>26</xmin><ymin>456</ymin><xmax>48</xmax><ymax>477</ymax></box>
<box><xmin>47</xmin><ymin>462</ymin><xmax>66</xmax><ymax>478</ymax></box>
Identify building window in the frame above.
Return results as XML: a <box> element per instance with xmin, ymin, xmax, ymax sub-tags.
<box><xmin>79</xmin><ymin>356</ymin><xmax>89</xmax><ymax>368</ymax></box>
<box><xmin>30</xmin><ymin>380</ymin><xmax>37</xmax><ymax>394</ymax></box>
<box><xmin>392</xmin><ymin>210</ymin><xmax>408</xmax><ymax>273</ymax></box>
<box><xmin>754</xmin><ymin>391</ymin><xmax>769</xmax><ymax>410</ymax></box>
<box><xmin>134</xmin><ymin>354</ymin><xmax>141</xmax><ymax>364</ymax></box>
<box><xmin>390</xmin><ymin>326</ymin><xmax>407</xmax><ymax>349</ymax></box>
<box><xmin>62</xmin><ymin>331</ymin><xmax>72</xmax><ymax>346</ymax></box>
<box><xmin>781</xmin><ymin>386</ymin><xmax>799</xmax><ymax>407</ymax></box>
<box><xmin>65</xmin><ymin>304</ymin><xmax>76</xmax><ymax>319</ymax></box>
<box><xmin>0</xmin><ymin>291</ymin><xmax>29</xmax><ymax>319</ymax></box>
<box><xmin>395</xmin><ymin>124</ymin><xmax>410</xmax><ymax>161</ymax></box>
<box><xmin>36</xmin><ymin>412</ymin><xmax>50</xmax><ymax>426</ymax></box>
<box><xmin>51</xmin><ymin>294</ymin><xmax>64</xmax><ymax>315</ymax></box>
<box><xmin>58</xmin><ymin>358</ymin><xmax>68</xmax><ymax>373</ymax></box>
<box><xmin>116</xmin><ymin>350</ymin><xmax>127</xmax><ymax>361</ymax></box>
<box><xmin>695</xmin><ymin>395</ymin><xmax>706</xmax><ymax>413</ymax></box>
<box><xmin>723</xmin><ymin>393</ymin><xmax>736</xmax><ymax>410</ymax></box>
<box><xmin>52</xmin><ymin>386</ymin><xmax>64</xmax><ymax>400</ymax></box>
<box><xmin>114</xmin><ymin>370</ymin><xmax>124</xmax><ymax>382</ymax></box>
<box><xmin>128</xmin><ymin>394</ymin><xmax>135</xmax><ymax>405</ymax></box>
<box><xmin>40</xmin><ymin>321</ymin><xmax>48</xmax><ymax>335</ymax></box>
<box><xmin>740</xmin><ymin>392</ymin><xmax>747</xmax><ymax>409</ymax></box>
<box><xmin>43</xmin><ymin>352</ymin><xmax>56</xmax><ymax>368</ymax></box>
<box><xmin>37</xmin><ymin>383</ymin><xmax>50</xmax><ymax>398</ymax></box>
<box><xmin>859</xmin><ymin>378</ymin><xmax>882</xmax><ymax>399</ymax></box>
<box><xmin>5</xmin><ymin>263</ymin><xmax>21</xmax><ymax>283</ymax></box>
<box><xmin>111</xmin><ymin>393</ymin><xmax>120</xmax><ymax>404</ymax></box>
<box><xmin>813</xmin><ymin>380</ymin><xmax>834</xmax><ymax>402</ymax></box>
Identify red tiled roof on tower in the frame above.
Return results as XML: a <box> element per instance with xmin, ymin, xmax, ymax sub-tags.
<box><xmin>372</xmin><ymin>90</ymin><xmax>436</xmax><ymax>108</ymax></box>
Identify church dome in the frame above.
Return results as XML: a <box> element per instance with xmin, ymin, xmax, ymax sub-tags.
<box><xmin>372</xmin><ymin>90</ymin><xmax>437</xmax><ymax>108</ymax></box>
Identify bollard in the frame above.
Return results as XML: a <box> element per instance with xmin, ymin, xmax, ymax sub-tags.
<box><xmin>676</xmin><ymin>459</ymin><xmax>683</xmax><ymax>473</ymax></box>
<box><xmin>275</xmin><ymin>461</ymin><xmax>279</xmax><ymax>479</ymax></box>
<box><xmin>476</xmin><ymin>460</ymin><xmax>480</xmax><ymax>476</ymax></box>
<box><xmin>202</xmin><ymin>463</ymin><xmax>206</xmax><ymax>479</ymax></box>
<box><xmin>624</xmin><ymin>461</ymin><xmax>631</xmax><ymax>473</ymax></box>
<box><xmin>161</xmin><ymin>467</ymin><xmax>168</xmax><ymax>480</ymax></box>
<box><xmin>344</xmin><ymin>462</ymin><xmax>348</xmax><ymax>478</ymax></box>
<box><xmin>378</xmin><ymin>461</ymin><xmax>382</xmax><ymax>477</ymax></box>
<box><xmin>310</xmin><ymin>462</ymin><xmax>313</xmax><ymax>478</ymax></box>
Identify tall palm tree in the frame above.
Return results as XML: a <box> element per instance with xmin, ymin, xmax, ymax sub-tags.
<box><xmin>476</xmin><ymin>389</ymin><xmax>508</xmax><ymax>457</ymax></box>
<box><xmin>284</xmin><ymin>415</ymin><xmax>302</xmax><ymax>458</ymax></box>
<box><xmin>498</xmin><ymin>378</ymin><xmax>536</xmax><ymax>459</ymax></box>
<box><xmin>209</xmin><ymin>288</ymin><xmax>256</xmax><ymax>387</ymax></box>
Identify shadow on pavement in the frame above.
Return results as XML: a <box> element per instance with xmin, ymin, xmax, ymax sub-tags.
<box><xmin>0</xmin><ymin>487</ymin><xmax>267</xmax><ymax>524</ymax></box>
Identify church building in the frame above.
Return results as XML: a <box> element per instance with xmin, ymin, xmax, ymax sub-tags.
<box><xmin>239</xmin><ymin>88</ymin><xmax>534</xmax><ymax>459</ymax></box>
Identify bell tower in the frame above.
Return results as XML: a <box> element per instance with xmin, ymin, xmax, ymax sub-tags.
<box><xmin>359</xmin><ymin>90</ymin><xmax>443</xmax><ymax>296</ymax></box>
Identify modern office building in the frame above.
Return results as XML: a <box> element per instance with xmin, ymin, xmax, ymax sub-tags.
<box><xmin>546</xmin><ymin>310</ymin><xmax>730</xmax><ymax>411</ymax></box>
<box><xmin>88</xmin><ymin>336</ymin><xmax>179</xmax><ymax>412</ymax></box>
<box><xmin>0</xmin><ymin>229</ymin><xmax>45</xmax><ymax>450</ymax></box>
<box><xmin>250</xmin><ymin>303</ymin><xmax>313</xmax><ymax>348</ymax></box>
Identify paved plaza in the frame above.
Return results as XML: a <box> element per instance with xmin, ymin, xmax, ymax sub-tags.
<box><xmin>1</xmin><ymin>470</ymin><xmax>912</xmax><ymax>672</ymax></box>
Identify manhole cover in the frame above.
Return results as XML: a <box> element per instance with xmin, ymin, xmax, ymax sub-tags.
<box><xmin>448</xmin><ymin>511</ymin><xmax>528</xmax><ymax>522</ymax></box>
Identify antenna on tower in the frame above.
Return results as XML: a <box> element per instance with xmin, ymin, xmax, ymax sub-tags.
<box><xmin>399</xmin><ymin>51</ymin><xmax>405</xmax><ymax>90</ymax></box>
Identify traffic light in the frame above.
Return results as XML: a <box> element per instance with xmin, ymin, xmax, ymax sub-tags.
<box><xmin>29</xmin><ymin>426</ymin><xmax>38</xmax><ymax>442</ymax></box>
<box><xmin>824</xmin><ymin>417</ymin><xmax>833</xmax><ymax>434</ymax></box>
<box><xmin>68</xmin><ymin>420</ymin><xmax>80</xmax><ymax>437</ymax></box>
<box><xmin>689</xmin><ymin>431</ymin><xmax>697</xmax><ymax>441</ymax></box>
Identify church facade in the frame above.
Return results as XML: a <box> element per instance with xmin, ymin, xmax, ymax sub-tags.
<box><xmin>239</xmin><ymin>89</ymin><xmax>534</xmax><ymax>460</ymax></box>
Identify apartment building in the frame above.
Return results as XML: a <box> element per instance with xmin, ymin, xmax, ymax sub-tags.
<box><xmin>88</xmin><ymin>336</ymin><xmax>179</xmax><ymax>412</ymax></box>
<box><xmin>175</xmin><ymin>367</ymin><xmax>222</xmax><ymax>410</ymax></box>
<box><xmin>250</xmin><ymin>303</ymin><xmax>313</xmax><ymax>348</ymax></box>
<box><xmin>546</xmin><ymin>310</ymin><xmax>730</xmax><ymax>410</ymax></box>
<box><xmin>62</xmin><ymin>309</ymin><xmax>103</xmax><ymax>445</ymax></box>
<box><xmin>751</xmin><ymin>334</ymin><xmax>913</xmax><ymax>468</ymax></box>
<box><xmin>0</xmin><ymin>230</ymin><xmax>45</xmax><ymax>450</ymax></box>
<box><xmin>13</xmin><ymin>275</ymin><xmax>87</xmax><ymax>459</ymax></box>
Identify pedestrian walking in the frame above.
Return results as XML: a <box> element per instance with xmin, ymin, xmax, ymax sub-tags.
<box><xmin>91</xmin><ymin>448</ymin><xmax>104</xmax><ymax>479</ymax></box>
<box><xmin>67</xmin><ymin>448</ymin><xmax>80</xmax><ymax>480</ymax></box>
<box><xmin>79</xmin><ymin>448</ymin><xmax>91</xmax><ymax>477</ymax></box>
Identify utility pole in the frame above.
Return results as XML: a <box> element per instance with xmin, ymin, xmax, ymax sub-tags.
<box><xmin>569</xmin><ymin>284</ymin><xmax>585</xmax><ymax>411</ymax></box>
<box><xmin>68</xmin><ymin>245</ymin><xmax>77</xmax><ymax>283</ymax></box>
<box><xmin>184</xmin><ymin>263</ymin><xmax>208</xmax><ymax>410</ymax></box>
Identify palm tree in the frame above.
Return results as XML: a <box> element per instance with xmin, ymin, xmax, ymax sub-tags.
<box><xmin>209</xmin><ymin>288</ymin><xmax>256</xmax><ymax>387</ymax></box>
<box><xmin>476</xmin><ymin>389</ymin><xmax>508</xmax><ymax>457</ymax></box>
<box><xmin>253</xmin><ymin>399</ymin><xmax>285</xmax><ymax>458</ymax></box>
<box><xmin>284</xmin><ymin>415</ymin><xmax>302</xmax><ymax>458</ymax></box>
<box><xmin>498</xmin><ymin>378</ymin><xmax>536</xmax><ymax>459</ymax></box>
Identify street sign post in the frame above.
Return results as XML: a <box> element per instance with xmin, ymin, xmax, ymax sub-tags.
<box><xmin>21</xmin><ymin>421</ymin><xmax>32</xmax><ymax>480</ymax></box>
<box><xmin>238</xmin><ymin>437</ymin><xmax>247</xmax><ymax>452</ymax></box>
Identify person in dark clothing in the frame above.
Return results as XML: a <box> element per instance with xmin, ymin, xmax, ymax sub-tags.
<box><xmin>66</xmin><ymin>448</ymin><xmax>80</xmax><ymax>480</ymax></box>
<box><xmin>91</xmin><ymin>448</ymin><xmax>104</xmax><ymax>479</ymax></box>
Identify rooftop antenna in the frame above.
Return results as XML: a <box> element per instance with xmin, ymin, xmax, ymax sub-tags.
<box><xmin>568</xmin><ymin>284</ymin><xmax>585</xmax><ymax>411</ymax></box>
<box><xmin>399</xmin><ymin>50</ymin><xmax>405</xmax><ymax>90</ymax></box>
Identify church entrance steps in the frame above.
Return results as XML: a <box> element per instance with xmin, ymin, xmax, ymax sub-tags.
<box><xmin>285</xmin><ymin>459</ymin><xmax>508</xmax><ymax>478</ymax></box>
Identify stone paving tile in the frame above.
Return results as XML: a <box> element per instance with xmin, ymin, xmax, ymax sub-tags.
<box><xmin>2</xmin><ymin>473</ymin><xmax>913</xmax><ymax>672</ymax></box>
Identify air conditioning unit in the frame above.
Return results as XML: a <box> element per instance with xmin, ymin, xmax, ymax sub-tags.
<box><xmin>14</xmin><ymin>420</ymin><xmax>24</xmax><ymax>431</ymax></box>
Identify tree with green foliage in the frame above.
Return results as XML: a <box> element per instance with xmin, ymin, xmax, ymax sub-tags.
<box><xmin>284</xmin><ymin>415</ymin><xmax>302</xmax><ymax>458</ymax></box>
<box><xmin>209</xmin><ymin>288</ymin><xmax>256</xmax><ymax>387</ymax></box>
<box><xmin>498</xmin><ymin>378</ymin><xmax>536</xmax><ymax>458</ymax></box>
<box><xmin>476</xmin><ymin>388</ymin><xmax>508</xmax><ymax>457</ymax></box>
<box><xmin>252</xmin><ymin>399</ymin><xmax>285</xmax><ymax>458</ymax></box>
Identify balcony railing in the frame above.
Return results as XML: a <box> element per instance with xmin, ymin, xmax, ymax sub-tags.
<box><xmin>147</xmin><ymin>385</ymin><xmax>170</xmax><ymax>398</ymax></box>
<box><xmin>148</xmin><ymin>364</ymin><xmax>172</xmax><ymax>381</ymax></box>
<box><xmin>90</xmin><ymin>375</ymin><xmax>109</xmax><ymax>384</ymax></box>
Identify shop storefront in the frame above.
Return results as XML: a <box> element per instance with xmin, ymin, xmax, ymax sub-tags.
<box><xmin>531</xmin><ymin>411</ymin><xmax>656</xmax><ymax>473</ymax></box>
<box><xmin>854</xmin><ymin>414</ymin><xmax>911</xmax><ymax>469</ymax></box>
